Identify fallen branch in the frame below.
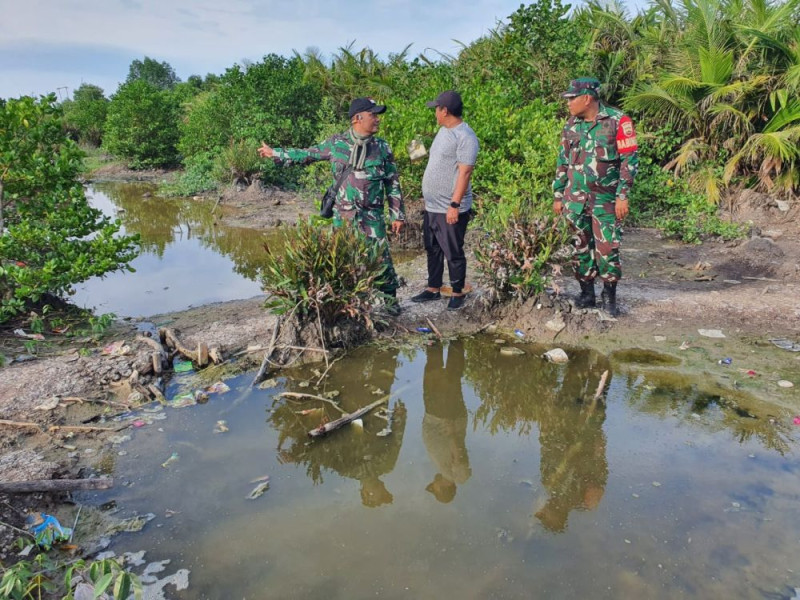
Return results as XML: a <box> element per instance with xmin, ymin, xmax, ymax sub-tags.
<box><xmin>426</xmin><ymin>318</ymin><xmax>443</xmax><ymax>340</ymax></box>
<box><xmin>159</xmin><ymin>328</ymin><xmax>222</xmax><ymax>367</ymax></box>
<box><xmin>253</xmin><ymin>316</ymin><xmax>282</xmax><ymax>387</ymax></box>
<box><xmin>308</xmin><ymin>398</ymin><xmax>386</xmax><ymax>438</ymax></box>
<box><xmin>0</xmin><ymin>419</ymin><xmax>42</xmax><ymax>431</ymax></box>
<box><xmin>0</xmin><ymin>478</ymin><xmax>114</xmax><ymax>494</ymax></box>
<box><xmin>278</xmin><ymin>392</ymin><xmax>346</xmax><ymax>414</ymax></box>
<box><xmin>48</xmin><ymin>425</ymin><xmax>124</xmax><ymax>433</ymax></box>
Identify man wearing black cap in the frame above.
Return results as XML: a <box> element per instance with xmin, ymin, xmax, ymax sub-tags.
<box><xmin>552</xmin><ymin>77</ymin><xmax>638</xmax><ymax>317</ymax></box>
<box><xmin>258</xmin><ymin>97</ymin><xmax>406</xmax><ymax>315</ymax></box>
<box><xmin>411</xmin><ymin>90</ymin><xmax>479</xmax><ymax>311</ymax></box>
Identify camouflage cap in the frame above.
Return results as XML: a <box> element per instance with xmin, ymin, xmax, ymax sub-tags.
<box><xmin>562</xmin><ymin>77</ymin><xmax>601</xmax><ymax>98</ymax></box>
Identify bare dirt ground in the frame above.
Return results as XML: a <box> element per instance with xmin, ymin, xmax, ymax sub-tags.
<box><xmin>1</xmin><ymin>184</ymin><xmax>798</xmax><ymax>561</ymax></box>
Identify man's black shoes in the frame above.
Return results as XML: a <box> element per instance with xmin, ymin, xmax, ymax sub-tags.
<box><xmin>447</xmin><ymin>295</ymin><xmax>466</xmax><ymax>311</ymax></box>
<box><xmin>411</xmin><ymin>290</ymin><xmax>441</xmax><ymax>303</ymax></box>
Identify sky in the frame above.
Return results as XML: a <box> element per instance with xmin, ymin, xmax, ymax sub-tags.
<box><xmin>0</xmin><ymin>0</ymin><xmax>647</xmax><ymax>100</ymax></box>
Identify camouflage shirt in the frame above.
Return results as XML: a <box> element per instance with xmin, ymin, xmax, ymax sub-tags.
<box><xmin>273</xmin><ymin>130</ymin><xmax>405</xmax><ymax>222</ymax></box>
<box><xmin>553</xmin><ymin>103</ymin><xmax>639</xmax><ymax>205</ymax></box>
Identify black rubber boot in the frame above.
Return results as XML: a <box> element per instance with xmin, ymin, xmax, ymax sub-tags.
<box><xmin>600</xmin><ymin>281</ymin><xmax>619</xmax><ymax>317</ymax></box>
<box><xmin>575</xmin><ymin>280</ymin><xmax>596</xmax><ymax>309</ymax></box>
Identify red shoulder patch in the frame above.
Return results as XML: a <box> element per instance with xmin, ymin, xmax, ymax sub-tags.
<box><xmin>616</xmin><ymin>115</ymin><xmax>638</xmax><ymax>153</ymax></box>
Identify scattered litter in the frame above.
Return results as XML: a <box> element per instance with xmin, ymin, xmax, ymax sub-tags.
<box><xmin>213</xmin><ymin>420</ymin><xmax>229</xmax><ymax>433</ymax></box>
<box><xmin>109</xmin><ymin>434</ymin><xmax>131</xmax><ymax>445</ymax></box>
<box><xmin>25</xmin><ymin>512</ymin><xmax>72</xmax><ymax>550</ymax></box>
<box><xmin>101</xmin><ymin>340</ymin><xmax>130</xmax><ymax>356</ymax></box>
<box><xmin>698</xmin><ymin>329</ymin><xmax>726</xmax><ymax>338</ymax></box>
<box><xmin>793</xmin><ymin>416</ymin><xmax>800</xmax><ymax>425</ymax></box>
<box><xmin>543</xmin><ymin>348</ymin><xmax>569</xmax><ymax>363</ymax></box>
<box><xmin>247</xmin><ymin>478</ymin><xmax>270</xmax><ymax>500</ymax></box>
<box><xmin>500</xmin><ymin>346</ymin><xmax>525</xmax><ymax>356</ymax></box>
<box><xmin>746</xmin><ymin>370</ymin><xmax>757</xmax><ymax>377</ymax></box>
<box><xmin>168</xmin><ymin>392</ymin><xmax>197</xmax><ymax>408</ymax></box>
<box><xmin>652</xmin><ymin>481</ymin><xmax>662</xmax><ymax>487</ymax></box>
<box><xmin>493</xmin><ymin>338</ymin><xmax>506</xmax><ymax>344</ymax></box>
<box><xmin>407</xmin><ymin>137</ymin><xmax>427</xmax><ymax>161</ymax></box>
<box><xmin>514</xmin><ymin>329</ymin><xmax>525</xmax><ymax>338</ymax></box>
<box><xmin>298</xmin><ymin>381</ymin><xmax>310</xmax><ymax>388</ymax></box>
<box><xmin>250</xmin><ymin>475</ymin><xmax>270</xmax><ymax>484</ymax></box>
<box><xmin>679</xmin><ymin>341</ymin><xmax>691</xmax><ymax>350</ymax></box>
<box><xmin>173</xmin><ymin>359</ymin><xmax>194</xmax><ymax>373</ymax></box>
<box><xmin>133</xmin><ymin>420</ymin><xmax>146</xmax><ymax>428</ymax></box>
<box><xmin>723</xmin><ymin>279</ymin><xmax>742</xmax><ymax>284</ymax></box>
<box><xmin>205</xmin><ymin>381</ymin><xmax>230</xmax><ymax>394</ymax></box>
<box><xmin>351</xmin><ymin>418</ymin><xmax>364</xmax><ymax>429</ymax></box>
<box><xmin>654</xmin><ymin>335</ymin><xmax>667</xmax><ymax>342</ymax></box>
<box><xmin>779</xmin><ymin>380</ymin><xmax>795</xmax><ymax>388</ymax></box>
<box><xmin>416</xmin><ymin>327</ymin><xmax>432</xmax><ymax>333</ymax></box>
<box><xmin>296</xmin><ymin>408</ymin><xmax>322</xmax><ymax>416</ymax></box>
<box><xmin>769</xmin><ymin>338</ymin><xmax>800</xmax><ymax>352</ymax></box>
<box><xmin>718</xmin><ymin>358</ymin><xmax>732</xmax><ymax>365</ymax></box>
<box><xmin>13</xmin><ymin>329</ymin><xmax>45</xmax><ymax>341</ymax></box>
<box><xmin>161</xmin><ymin>452</ymin><xmax>179</xmax><ymax>468</ymax></box>
<box><xmin>324</xmin><ymin>390</ymin><xmax>340</xmax><ymax>399</ymax></box>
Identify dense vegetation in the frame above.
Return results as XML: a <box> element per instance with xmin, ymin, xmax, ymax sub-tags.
<box><xmin>0</xmin><ymin>95</ymin><xmax>139</xmax><ymax>322</ymax></box>
<box><xmin>3</xmin><ymin>0</ymin><xmax>798</xmax><ymax>316</ymax></box>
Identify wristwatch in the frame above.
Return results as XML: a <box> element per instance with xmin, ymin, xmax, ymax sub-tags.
<box><xmin>450</xmin><ymin>202</ymin><xmax>461</xmax><ymax>209</ymax></box>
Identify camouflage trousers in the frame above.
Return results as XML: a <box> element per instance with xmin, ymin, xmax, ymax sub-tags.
<box><xmin>333</xmin><ymin>207</ymin><xmax>399</xmax><ymax>294</ymax></box>
<box><xmin>564</xmin><ymin>200</ymin><xmax>622</xmax><ymax>282</ymax></box>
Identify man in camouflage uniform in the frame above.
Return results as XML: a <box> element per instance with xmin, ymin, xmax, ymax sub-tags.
<box><xmin>258</xmin><ymin>97</ymin><xmax>406</xmax><ymax>314</ymax></box>
<box><xmin>553</xmin><ymin>77</ymin><xmax>638</xmax><ymax>317</ymax></box>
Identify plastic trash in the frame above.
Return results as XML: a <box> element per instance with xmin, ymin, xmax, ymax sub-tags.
<box><xmin>247</xmin><ymin>478</ymin><xmax>270</xmax><ymax>500</ymax></box>
<box><xmin>101</xmin><ymin>340</ymin><xmax>130</xmax><ymax>356</ymax></box>
<box><xmin>161</xmin><ymin>452</ymin><xmax>179</xmax><ymax>468</ymax></box>
<box><xmin>214</xmin><ymin>420</ymin><xmax>229</xmax><ymax>433</ymax></box>
<box><xmin>168</xmin><ymin>392</ymin><xmax>196</xmax><ymax>408</ymax></box>
<box><xmin>173</xmin><ymin>359</ymin><xmax>193</xmax><ymax>373</ymax></box>
<box><xmin>793</xmin><ymin>416</ymin><xmax>800</xmax><ymax>425</ymax></box>
<box><xmin>514</xmin><ymin>329</ymin><xmax>525</xmax><ymax>338</ymax></box>
<box><xmin>25</xmin><ymin>512</ymin><xmax>73</xmax><ymax>550</ymax></box>
<box><xmin>769</xmin><ymin>338</ymin><xmax>800</xmax><ymax>352</ymax></box>
<box><xmin>698</xmin><ymin>329</ymin><xmax>726</xmax><ymax>338</ymax></box>
<box><xmin>778</xmin><ymin>380</ymin><xmax>795</xmax><ymax>388</ymax></box>
<box><xmin>13</xmin><ymin>329</ymin><xmax>45</xmax><ymax>342</ymax></box>
<box><xmin>543</xmin><ymin>348</ymin><xmax>569</xmax><ymax>363</ymax></box>
<box><xmin>205</xmin><ymin>381</ymin><xmax>230</xmax><ymax>394</ymax></box>
<box><xmin>718</xmin><ymin>358</ymin><xmax>732</xmax><ymax>365</ymax></box>
<box><xmin>416</xmin><ymin>327</ymin><xmax>432</xmax><ymax>333</ymax></box>
<box><xmin>407</xmin><ymin>138</ymin><xmax>427</xmax><ymax>161</ymax></box>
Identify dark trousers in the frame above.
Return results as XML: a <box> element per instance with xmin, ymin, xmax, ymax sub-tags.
<box><xmin>423</xmin><ymin>210</ymin><xmax>470</xmax><ymax>293</ymax></box>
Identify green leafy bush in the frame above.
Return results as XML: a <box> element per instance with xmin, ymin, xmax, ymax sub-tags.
<box><xmin>61</xmin><ymin>83</ymin><xmax>108</xmax><ymax>146</ymax></box>
<box><xmin>160</xmin><ymin>151</ymin><xmax>218</xmax><ymax>197</ymax></box>
<box><xmin>212</xmin><ymin>139</ymin><xmax>262</xmax><ymax>186</ymax></box>
<box><xmin>104</xmin><ymin>80</ymin><xmax>180</xmax><ymax>168</ymax></box>
<box><xmin>0</xmin><ymin>95</ymin><xmax>139</xmax><ymax>321</ymax></box>
<box><xmin>260</xmin><ymin>220</ymin><xmax>386</xmax><ymax>328</ymax></box>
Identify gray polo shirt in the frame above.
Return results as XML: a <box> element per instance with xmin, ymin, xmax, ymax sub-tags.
<box><xmin>421</xmin><ymin>121</ymin><xmax>479</xmax><ymax>214</ymax></box>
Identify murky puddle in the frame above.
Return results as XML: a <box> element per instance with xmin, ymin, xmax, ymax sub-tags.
<box><xmin>83</xmin><ymin>338</ymin><xmax>800</xmax><ymax>599</ymax></box>
<box><xmin>72</xmin><ymin>183</ymin><xmax>273</xmax><ymax>317</ymax></box>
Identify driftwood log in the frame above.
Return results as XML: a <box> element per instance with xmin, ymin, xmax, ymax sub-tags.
<box><xmin>308</xmin><ymin>398</ymin><xmax>386</xmax><ymax>438</ymax></box>
<box><xmin>0</xmin><ymin>478</ymin><xmax>114</xmax><ymax>494</ymax></box>
<box><xmin>159</xmin><ymin>327</ymin><xmax>222</xmax><ymax>367</ymax></box>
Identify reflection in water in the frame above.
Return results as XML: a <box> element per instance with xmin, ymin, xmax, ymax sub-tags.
<box><xmin>271</xmin><ymin>348</ymin><xmax>406</xmax><ymax>507</ymax></box>
<box><xmin>536</xmin><ymin>351</ymin><xmax>609</xmax><ymax>532</ymax></box>
<box><xmin>422</xmin><ymin>341</ymin><xmax>471</xmax><ymax>503</ymax></box>
<box><xmin>75</xmin><ymin>183</ymin><xmax>277</xmax><ymax>315</ymax></box>
<box><xmin>97</xmin><ymin>339</ymin><xmax>800</xmax><ymax>599</ymax></box>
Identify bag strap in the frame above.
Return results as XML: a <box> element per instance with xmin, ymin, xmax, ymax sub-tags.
<box><xmin>330</xmin><ymin>164</ymin><xmax>352</xmax><ymax>195</ymax></box>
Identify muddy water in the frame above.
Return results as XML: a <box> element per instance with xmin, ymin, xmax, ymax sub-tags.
<box><xmin>86</xmin><ymin>338</ymin><xmax>800</xmax><ymax>599</ymax></box>
<box><xmin>72</xmin><ymin>183</ymin><xmax>271</xmax><ymax>316</ymax></box>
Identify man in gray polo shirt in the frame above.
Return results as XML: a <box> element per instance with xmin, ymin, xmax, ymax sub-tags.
<box><xmin>411</xmin><ymin>90</ymin><xmax>480</xmax><ymax>311</ymax></box>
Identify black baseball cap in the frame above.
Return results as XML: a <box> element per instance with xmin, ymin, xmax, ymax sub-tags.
<box><xmin>348</xmin><ymin>97</ymin><xmax>387</xmax><ymax>119</ymax></box>
<box><xmin>426</xmin><ymin>90</ymin><xmax>463</xmax><ymax>113</ymax></box>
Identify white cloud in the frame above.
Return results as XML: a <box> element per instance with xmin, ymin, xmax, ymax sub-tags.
<box><xmin>0</xmin><ymin>0</ymin><xmax>648</xmax><ymax>99</ymax></box>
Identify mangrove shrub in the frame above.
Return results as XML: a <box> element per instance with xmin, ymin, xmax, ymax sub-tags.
<box><xmin>0</xmin><ymin>95</ymin><xmax>139</xmax><ymax>321</ymax></box>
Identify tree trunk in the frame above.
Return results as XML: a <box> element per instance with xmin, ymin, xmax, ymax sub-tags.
<box><xmin>0</xmin><ymin>178</ymin><xmax>5</xmax><ymax>234</ymax></box>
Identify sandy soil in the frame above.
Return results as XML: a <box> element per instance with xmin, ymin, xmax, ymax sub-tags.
<box><xmin>1</xmin><ymin>183</ymin><xmax>798</xmax><ymax>561</ymax></box>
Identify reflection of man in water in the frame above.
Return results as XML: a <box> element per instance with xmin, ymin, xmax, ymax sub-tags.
<box><xmin>275</xmin><ymin>349</ymin><xmax>406</xmax><ymax>508</ymax></box>
<box><xmin>422</xmin><ymin>340</ymin><xmax>471</xmax><ymax>503</ymax></box>
<box><xmin>535</xmin><ymin>350</ymin><xmax>609</xmax><ymax>532</ymax></box>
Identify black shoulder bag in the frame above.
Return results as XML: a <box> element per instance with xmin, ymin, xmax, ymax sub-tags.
<box><xmin>320</xmin><ymin>165</ymin><xmax>352</xmax><ymax>218</ymax></box>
